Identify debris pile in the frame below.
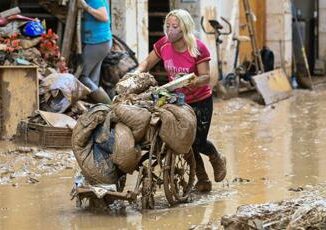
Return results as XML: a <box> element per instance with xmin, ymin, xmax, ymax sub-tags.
<box><xmin>221</xmin><ymin>195</ymin><xmax>326</xmax><ymax>229</ymax></box>
<box><xmin>0</xmin><ymin>8</ymin><xmax>100</xmax><ymax>144</ymax></box>
<box><xmin>0</xmin><ymin>15</ymin><xmax>67</xmax><ymax>72</ymax></box>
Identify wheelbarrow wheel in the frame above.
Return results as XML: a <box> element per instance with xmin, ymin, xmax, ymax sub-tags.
<box><xmin>163</xmin><ymin>148</ymin><xmax>196</xmax><ymax>206</ymax></box>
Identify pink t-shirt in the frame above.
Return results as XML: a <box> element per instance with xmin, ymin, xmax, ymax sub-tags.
<box><xmin>153</xmin><ymin>36</ymin><xmax>212</xmax><ymax>104</ymax></box>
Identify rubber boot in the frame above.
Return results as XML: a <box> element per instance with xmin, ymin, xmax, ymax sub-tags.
<box><xmin>194</xmin><ymin>154</ymin><xmax>212</xmax><ymax>192</ymax></box>
<box><xmin>89</xmin><ymin>87</ymin><xmax>112</xmax><ymax>104</ymax></box>
<box><xmin>209</xmin><ymin>151</ymin><xmax>227</xmax><ymax>182</ymax></box>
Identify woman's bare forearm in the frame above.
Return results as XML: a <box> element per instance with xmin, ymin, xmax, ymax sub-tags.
<box><xmin>136</xmin><ymin>50</ymin><xmax>160</xmax><ymax>73</ymax></box>
<box><xmin>193</xmin><ymin>74</ymin><xmax>210</xmax><ymax>87</ymax></box>
<box><xmin>86</xmin><ymin>6</ymin><xmax>108</xmax><ymax>22</ymax></box>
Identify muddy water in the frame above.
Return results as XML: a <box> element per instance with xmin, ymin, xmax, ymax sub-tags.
<box><xmin>1</xmin><ymin>89</ymin><xmax>326</xmax><ymax>229</ymax></box>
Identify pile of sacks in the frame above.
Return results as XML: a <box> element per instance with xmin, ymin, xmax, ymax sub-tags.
<box><xmin>72</xmin><ymin>73</ymin><xmax>197</xmax><ymax>185</ymax></box>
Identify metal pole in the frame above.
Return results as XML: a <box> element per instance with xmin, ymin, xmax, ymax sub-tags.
<box><xmin>291</xmin><ymin>0</ymin><xmax>313</xmax><ymax>90</ymax></box>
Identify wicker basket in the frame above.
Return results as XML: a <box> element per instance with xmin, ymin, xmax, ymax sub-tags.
<box><xmin>17</xmin><ymin>120</ymin><xmax>72</xmax><ymax>148</ymax></box>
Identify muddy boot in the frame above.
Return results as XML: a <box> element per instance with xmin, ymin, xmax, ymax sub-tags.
<box><xmin>89</xmin><ymin>87</ymin><xmax>112</xmax><ymax>104</ymax></box>
<box><xmin>209</xmin><ymin>152</ymin><xmax>227</xmax><ymax>182</ymax></box>
<box><xmin>194</xmin><ymin>154</ymin><xmax>212</xmax><ymax>193</ymax></box>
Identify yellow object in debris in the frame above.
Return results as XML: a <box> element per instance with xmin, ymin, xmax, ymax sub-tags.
<box><xmin>156</xmin><ymin>96</ymin><xmax>167</xmax><ymax>107</ymax></box>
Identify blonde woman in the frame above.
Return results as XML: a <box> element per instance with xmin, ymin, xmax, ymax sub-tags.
<box><xmin>136</xmin><ymin>9</ymin><xmax>226</xmax><ymax>192</ymax></box>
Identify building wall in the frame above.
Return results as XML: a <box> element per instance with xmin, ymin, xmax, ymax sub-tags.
<box><xmin>219</xmin><ymin>0</ymin><xmax>240</xmax><ymax>76</ymax></box>
<box><xmin>111</xmin><ymin>0</ymin><xmax>148</xmax><ymax>62</ymax></box>
<box><xmin>320</xmin><ymin>0</ymin><xmax>326</xmax><ymax>62</ymax></box>
<box><xmin>266</xmin><ymin>0</ymin><xmax>292</xmax><ymax>75</ymax></box>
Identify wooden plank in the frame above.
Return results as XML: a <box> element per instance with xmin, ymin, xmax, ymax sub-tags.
<box><xmin>252</xmin><ymin>68</ymin><xmax>292</xmax><ymax>105</ymax></box>
<box><xmin>0</xmin><ymin>7</ymin><xmax>21</xmax><ymax>18</ymax></box>
<box><xmin>239</xmin><ymin>0</ymin><xmax>266</xmax><ymax>61</ymax></box>
<box><xmin>0</xmin><ymin>66</ymin><xmax>39</xmax><ymax>138</ymax></box>
<box><xmin>61</xmin><ymin>0</ymin><xmax>77</xmax><ymax>62</ymax></box>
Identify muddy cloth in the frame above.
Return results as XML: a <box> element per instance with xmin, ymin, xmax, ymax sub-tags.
<box><xmin>40</xmin><ymin>73</ymin><xmax>90</xmax><ymax>113</ymax></box>
<box><xmin>92</xmin><ymin>117</ymin><xmax>115</xmax><ymax>164</ymax></box>
<box><xmin>0</xmin><ymin>21</ymin><xmax>21</xmax><ymax>37</ymax></box>
<box><xmin>189</xmin><ymin>96</ymin><xmax>217</xmax><ymax>157</ymax></box>
<box><xmin>115</xmin><ymin>72</ymin><xmax>158</xmax><ymax>95</ymax></box>
<box><xmin>72</xmin><ymin>104</ymin><xmax>118</xmax><ymax>185</ymax></box>
<box><xmin>158</xmin><ymin>104</ymin><xmax>197</xmax><ymax>154</ymax></box>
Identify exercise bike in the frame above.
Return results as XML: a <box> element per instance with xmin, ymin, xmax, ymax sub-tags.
<box><xmin>200</xmin><ymin>17</ymin><xmax>251</xmax><ymax>96</ymax></box>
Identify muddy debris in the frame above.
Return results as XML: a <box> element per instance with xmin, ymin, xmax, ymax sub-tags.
<box><xmin>221</xmin><ymin>194</ymin><xmax>326</xmax><ymax>229</ymax></box>
<box><xmin>289</xmin><ymin>186</ymin><xmax>304</xmax><ymax>192</ymax></box>
<box><xmin>189</xmin><ymin>222</ymin><xmax>219</xmax><ymax>230</ymax></box>
<box><xmin>232</xmin><ymin>177</ymin><xmax>251</xmax><ymax>183</ymax></box>
<box><xmin>0</xmin><ymin>147</ymin><xmax>76</xmax><ymax>185</ymax></box>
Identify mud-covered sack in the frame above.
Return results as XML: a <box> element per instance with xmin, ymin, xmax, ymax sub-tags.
<box><xmin>72</xmin><ymin>104</ymin><xmax>118</xmax><ymax>185</ymax></box>
<box><xmin>113</xmin><ymin>104</ymin><xmax>151</xmax><ymax>143</ymax></box>
<box><xmin>115</xmin><ymin>72</ymin><xmax>157</xmax><ymax>95</ymax></box>
<box><xmin>158</xmin><ymin>104</ymin><xmax>197</xmax><ymax>154</ymax></box>
<box><xmin>111</xmin><ymin>122</ymin><xmax>141</xmax><ymax>174</ymax></box>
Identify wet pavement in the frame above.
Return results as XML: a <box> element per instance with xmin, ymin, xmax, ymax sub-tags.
<box><xmin>1</xmin><ymin>87</ymin><xmax>326</xmax><ymax>229</ymax></box>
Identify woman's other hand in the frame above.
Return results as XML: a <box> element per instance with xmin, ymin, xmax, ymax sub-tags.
<box><xmin>79</xmin><ymin>0</ymin><xmax>108</xmax><ymax>22</ymax></box>
<box><xmin>78</xmin><ymin>0</ymin><xmax>90</xmax><ymax>11</ymax></box>
<box><xmin>191</xmin><ymin>61</ymin><xmax>210</xmax><ymax>87</ymax></box>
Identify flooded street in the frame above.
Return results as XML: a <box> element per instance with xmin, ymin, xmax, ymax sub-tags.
<box><xmin>1</xmin><ymin>88</ymin><xmax>326</xmax><ymax>229</ymax></box>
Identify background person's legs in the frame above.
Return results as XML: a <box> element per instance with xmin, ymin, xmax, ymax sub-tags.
<box><xmin>80</xmin><ymin>41</ymin><xmax>111</xmax><ymax>91</ymax></box>
<box><xmin>80</xmin><ymin>41</ymin><xmax>112</xmax><ymax>104</ymax></box>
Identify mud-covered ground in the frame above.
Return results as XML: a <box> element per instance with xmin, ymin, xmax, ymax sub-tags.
<box><xmin>0</xmin><ymin>146</ymin><xmax>75</xmax><ymax>185</ymax></box>
<box><xmin>1</xmin><ymin>86</ymin><xmax>326</xmax><ymax>229</ymax></box>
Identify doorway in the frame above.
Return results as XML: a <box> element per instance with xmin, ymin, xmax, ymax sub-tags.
<box><xmin>148</xmin><ymin>0</ymin><xmax>170</xmax><ymax>84</ymax></box>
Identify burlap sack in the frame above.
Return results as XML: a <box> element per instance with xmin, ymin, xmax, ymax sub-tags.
<box><xmin>111</xmin><ymin>122</ymin><xmax>141</xmax><ymax>174</ymax></box>
<box><xmin>113</xmin><ymin>104</ymin><xmax>151</xmax><ymax>143</ymax></box>
<box><xmin>72</xmin><ymin>105</ymin><xmax>118</xmax><ymax>185</ymax></box>
<box><xmin>158</xmin><ymin>104</ymin><xmax>197</xmax><ymax>154</ymax></box>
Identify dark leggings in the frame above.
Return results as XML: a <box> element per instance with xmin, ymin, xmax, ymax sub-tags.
<box><xmin>189</xmin><ymin>96</ymin><xmax>218</xmax><ymax>158</ymax></box>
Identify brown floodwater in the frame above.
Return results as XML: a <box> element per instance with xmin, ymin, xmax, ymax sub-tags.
<box><xmin>1</xmin><ymin>88</ymin><xmax>326</xmax><ymax>229</ymax></box>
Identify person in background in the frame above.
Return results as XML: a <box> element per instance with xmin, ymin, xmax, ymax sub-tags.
<box><xmin>135</xmin><ymin>9</ymin><xmax>227</xmax><ymax>192</ymax></box>
<box><xmin>78</xmin><ymin>0</ymin><xmax>112</xmax><ymax>104</ymax></box>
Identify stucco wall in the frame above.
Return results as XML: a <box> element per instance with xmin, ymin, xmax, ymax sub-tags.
<box><xmin>111</xmin><ymin>0</ymin><xmax>148</xmax><ymax>62</ymax></box>
<box><xmin>266</xmin><ymin>0</ymin><xmax>292</xmax><ymax>75</ymax></box>
<box><xmin>320</xmin><ymin>0</ymin><xmax>326</xmax><ymax>62</ymax></box>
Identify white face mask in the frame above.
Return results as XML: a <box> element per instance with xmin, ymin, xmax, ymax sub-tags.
<box><xmin>167</xmin><ymin>27</ymin><xmax>183</xmax><ymax>43</ymax></box>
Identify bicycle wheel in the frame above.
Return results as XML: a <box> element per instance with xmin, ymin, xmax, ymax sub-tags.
<box><xmin>163</xmin><ymin>148</ymin><xmax>196</xmax><ymax>206</ymax></box>
<box><xmin>224</xmin><ymin>72</ymin><xmax>239</xmax><ymax>90</ymax></box>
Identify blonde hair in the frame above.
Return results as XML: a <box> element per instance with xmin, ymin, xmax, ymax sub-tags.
<box><xmin>163</xmin><ymin>9</ymin><xmax>200</xmax><ymax>57</ymax></box>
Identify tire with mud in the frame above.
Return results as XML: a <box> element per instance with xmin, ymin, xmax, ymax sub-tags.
<box><xmin>163</xmin><ymin>148</ymin><xmax>196</xmax><ymax>206</ymax></box>
<box><xmin>224</xmin><ymin>72</ymin><xmax>240</xmax><ymax>96</ymax></box>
